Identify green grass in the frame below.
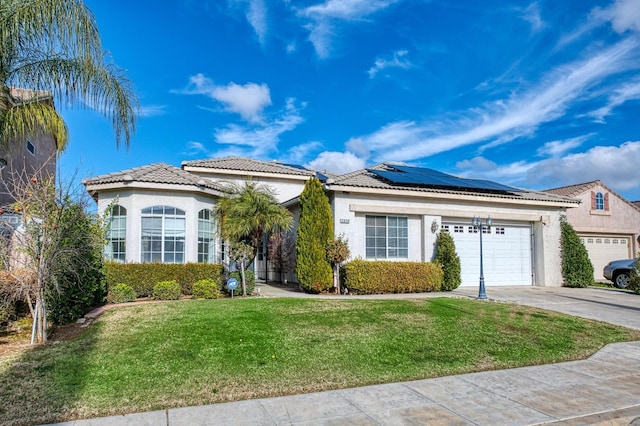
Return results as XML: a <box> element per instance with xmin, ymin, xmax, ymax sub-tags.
<box><xmin>1</xmin><ymin>297</ymin><xmax>639</xmax><ymax>425</ymax></box>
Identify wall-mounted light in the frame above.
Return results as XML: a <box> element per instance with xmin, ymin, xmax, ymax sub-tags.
<box><xmin>431</xmin><ymin>219</ymin><xmax>439</xmax><ymax>233</ymax></box>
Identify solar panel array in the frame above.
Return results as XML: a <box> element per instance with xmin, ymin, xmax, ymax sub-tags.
<box><xmin>368</xmin><ymin>164</ymin><xmax>522</xmax><ymax>193</ymax></box>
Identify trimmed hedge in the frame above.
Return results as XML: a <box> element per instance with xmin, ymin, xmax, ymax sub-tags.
<box><xmin>153</xmin><ymin>280</ymin><xmax>181</xmax><ymax>300</ymax></box>
<box><xmin>434</xmin><ymin>231</ymin><xmax>461</xmax><ymax>291</ymax></box>
<box><xmin>107</xmin><ymin>283</ymin><xmax>136</xmax><ymax>304</ymax></box>
<box><xmin>560</xmin><ymin>217</ymin><xmax>594</xmax><ymax>288</ymax></box>
<box><xmin>104</xmin><ymin>262</ymin><xmax>223</xmax><ymax>297</ymax></box>
<box><xmin>192</xmin><ymin>279</ymin><xmax>220</xmax><ymax>299</ymax></box>
<box><xmin>342</xmin><ymin>259</ymin><xmax>443</xmax><ymax>294</ymax></box>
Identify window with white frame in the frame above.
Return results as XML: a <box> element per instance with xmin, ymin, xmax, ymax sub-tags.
<box><xmin>198</xmin><ymin>209</ymin><xmax>215</xmax><ymax>263</ymax></box>
<box><xmin>366</xmin><ymin>215</ymin><xmax>408</xmax><ymax>259</ymax></box>
<box><xmin>105</xmin><ymin>205</ymin><xmax>126</xmax><ymax>262</ymax></box>
<box><xmin>595</xmin><ymin>192</ymin><xmax>604</xmax><ymax>210</ymax></box>
<box><xmin>141</xmin><ymin>206</ymin><xmax>185</xmax><ymax>263</ymax></box>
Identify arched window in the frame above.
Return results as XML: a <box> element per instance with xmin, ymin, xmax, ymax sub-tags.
<box><xmin>141</xmin><ymin>206</ymin><xmax>185</xmax><ymax>263</ymax></box>
<box><xmin>198</xmin><ymin>209</ymin><xmax>215</xmax><ymax>263</ymax></box>
<box><xmin>106</xmin><ymin>205</ymin><xmax>127</xmax><ymax>262</ymax></box>
<box><xmin>595</xmin><ymin>192</ymin><xmax>604</xmax><ymax>210</ymax></box>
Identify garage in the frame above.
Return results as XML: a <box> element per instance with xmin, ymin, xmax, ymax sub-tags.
<box><xmin>580</xmin><ymin>235</ymin><xmax>631</xmax><ymax>281</ymax></box>
<box><xmin>442</xmin><ymin>221</ymin><xmax>533</xmax><ymax>286</ymax></box>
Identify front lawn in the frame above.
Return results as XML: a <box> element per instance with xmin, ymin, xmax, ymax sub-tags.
<box><xmin>1</xmin><ymin>297</ymin><xmax>639</xmax><ymax>425</ymax></box>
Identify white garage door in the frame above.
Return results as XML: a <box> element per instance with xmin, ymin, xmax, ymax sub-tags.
<box><xmin>442</xmin><ymin>222</ymin><xmax>533</xmax><ymax>287</ymax></box>
<box><xmin>580</xmin><ymin>235</ymin><xmax>631</xmax><ymax>281</ymax></box>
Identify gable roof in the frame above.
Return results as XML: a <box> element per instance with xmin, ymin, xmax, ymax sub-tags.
<box><xmin>544</xmin><ymin>180</ymin><xmax>640</xmax><ymax>211</ymax></box>
<box><xmin>543</xmin><ymin>180</ymin><xmax>602</xmax><ymax>198</ymax></box>
<box><xmin>82</xmin><ymin>162</ymin><xmax>225</xmax><ymax>195</ymax></box>
<box><xmin>328</xmin><ymin>163</ymin><xmax>578</xmax><ymax>205</ymax></box>
<box><xmin>182</xmin><ymin>156</ymin><xmax>318</xmax><ymax>178</ymax></box>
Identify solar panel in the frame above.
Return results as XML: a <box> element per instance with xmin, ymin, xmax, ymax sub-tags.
<box><xmin>368</xmin><ymin>165</ymin><xmax>521</xmax><ymax>193</ymax></box>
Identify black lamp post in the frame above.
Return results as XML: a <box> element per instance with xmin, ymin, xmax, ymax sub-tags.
<box><xmin>471</xmin><ymin>216</ymin><xmax>491</xmax><ymax>300</ymax></box>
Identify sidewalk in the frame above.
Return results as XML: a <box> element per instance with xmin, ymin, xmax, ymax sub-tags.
<box><xmin>49</xmin><ymin>285</ymin><xmax>640</xmax><ymax>426</ymax></box>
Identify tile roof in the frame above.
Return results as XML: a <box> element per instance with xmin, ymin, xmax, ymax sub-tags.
<box><xmin>544</xmin><ymin>180</ymin><xmax>640</xmax><ymax>211</ymax></box>
<box><xmin>329</xmin><ymin>164</ymin><xmax>579</xmax><ymax>204</ymax></box>
<box><xmin>82</xmin><ymin>163</ymin><xmax>225</xmax><ymax>192</ymax></box>
<box><xmin>182</xmin><ymin>156</ymin><xmax>316</xmax><ymax>177</ymax></box>
<box><xmin>543</xmin><ymin>180</ymin><xmax>601</xmax><ymax>197</ymax></box>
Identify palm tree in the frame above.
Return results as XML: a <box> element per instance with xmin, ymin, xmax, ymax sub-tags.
<box><xmin>0</xmin><ymin>0</ymin><xmax>137</xmax><ymax>151</ymax></box>
<box><xmin>214</xmin><ymin>180</ymin><xmax>293</xmax><ymax>269</ymax></box>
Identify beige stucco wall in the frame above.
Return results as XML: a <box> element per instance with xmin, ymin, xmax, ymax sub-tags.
<box><xmin>331</xmin><ymin>191</ymin><xmax>567</xmax><ymax>287</ymax></box>
<box><xmin>564</xmin><ymin>184</ymin><xmax>640</xmax><ymax>258</ymax></box>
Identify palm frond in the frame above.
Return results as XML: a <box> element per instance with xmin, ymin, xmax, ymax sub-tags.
<box><xmin>0</xmin><ymin>100</ymin><xmax>68</xmax><ymax>149</ymax></box>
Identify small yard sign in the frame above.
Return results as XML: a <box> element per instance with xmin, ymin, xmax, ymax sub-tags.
<box><xmin>227</xmin><ymin>278</ymin><xmax>238</xmax><ymax>297</ymax></box>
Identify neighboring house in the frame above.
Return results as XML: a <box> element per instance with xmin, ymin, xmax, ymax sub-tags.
<box><xmin>544</xmin><ymin>180</ymin><xmax>640</xmax><ymax>280</ymax></box>
<box><xmin>286</xmin><ymin>163</ymin><xmax>578</xmax><ymax>288</ymax></box>
<box><xmin>0</xmin><ymin>88</ymin><xmax>58</xmax><ymax>210</ymax></box>
<box><xmin>84</xmin><ymin>157</ymin><xmax>579</xmax><ymax>288</ymax></box>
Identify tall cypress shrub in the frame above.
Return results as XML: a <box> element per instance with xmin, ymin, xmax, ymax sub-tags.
<box><xmin>434</xmin><ymin>230</ymin><xmax>461</xmax><ymax>291</ymax></box>
<box><xmin>560</xmin><ymin>216</ymin><xmax>594</xmax><ymax>288</ymax></box>
<box><xmin>296</xmin><ymin>177</ymin><xmax>334</xmax><ymax>293</ymax></box>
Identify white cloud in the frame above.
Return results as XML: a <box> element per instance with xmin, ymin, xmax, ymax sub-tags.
<box><xmin>213</xmin><ymin>98</ymin><xmax>304</xmax><ymax>158</ymax></box>
<box><xmin>285</xmin><ymin>141</ymin><xmax>323</xmax><ymax>164</ymax></box>
<box><xmin>586</xmin><ymin>79</ymin><xmax>640</xmax><ymax>123</ymax></box>
<box><xmin>526</xmin><ymin>141</ymin><xmax>640</xmax><ymax>190</ymax></box>
<box><xmin>299</xmin><ymin>0</ymin><xmax>400</xmax><ymax>58</ymax></box>
<box><xmin>183</xmin><ymin>141</ymin><xmax>210</xmax><ymax>156</ymax></box>
<box><xmin>212</xmin><ymin>82</ymin><xmax>272</xmax><ymax>123</ymax></box>
<box><xmin>600</xmin><ymin>0</ymin><xmax>640</xmax><ymax>34</ymax></box>
<box><xmin>536</xmin><ymin>135</ymin><xmax>591</xmax><ymax>157</ymax></box>
<box><xmin>227</xmin><ymin>0</ymin><xmax>268</xmax><ymax>44</ymax></box>
<box><xmin>558</xmin><ymin>0</ymin><xmax>640</xmax><ymax>49</ymax></box>
<box><xmin>520</xmin><ymin>2</ymin><xmax>545</xmax><ymax>32</ymax></box>
<box><xmin>368</xmin><ymin>49</ymin><xmax>412</xmax><ymax>78</ymax></box>
<box><xmin>349</xmin><ymin>38</ymin><xmax>640</xmax><ymax>163</ymax></box>
<box><xmin>138</xmin><ymin>104</ymin><xmax>167</xmax><ymax>117</ymax></box>
<box><xmin>176</xmin><ymin>74</ymin><xmax>272</xmax><ymax>123</ymax></box>
<box><xmin>305</xmin><ymin>151</ymin><xmax>365</xmax><ymax>174</ymax></box>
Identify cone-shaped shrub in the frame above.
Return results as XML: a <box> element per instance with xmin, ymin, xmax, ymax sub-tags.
<box><xmin>434</xmin><ymin>230</ymin><xmax>461</xmax><ymax>291</ymax></box>
<box><xmin>296</xmin><ymin>177</ymin><xmax>334</xmax><ymax>293</ymax></box>
<box><xmin>560</xmin><ymin>216</ymin><xmax>594</xmax><ymax>287</ymax></box>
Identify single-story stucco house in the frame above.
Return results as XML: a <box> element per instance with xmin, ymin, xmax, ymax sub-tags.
<box><xmin>83</xmin><ymin>157</ymin><xmax>580</xmax><ymax>288</ymax></box>
<box><xmin>544</xmin><ymin>180</ymin><xmax>640</xmax><ymax>281</ymax></box>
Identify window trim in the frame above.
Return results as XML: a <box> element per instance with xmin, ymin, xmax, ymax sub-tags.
<box><xmin>140</xmin><ymin>205</ymin><xmax>186</xmax><ymax>263</ymax></box>
<box><xmin>365</xmin><ymin>215</ymin><xmax>409</xmax><ymax>259</ymax></box>
<box><xmin>105</xmin><ymin>205</ymin><xmax>127</xmax><ymax>262</ymax></box>
<box><xmin>26</xmin><ymin>140</ymin><xmax>36</xmax><ymax>156</ymax></box>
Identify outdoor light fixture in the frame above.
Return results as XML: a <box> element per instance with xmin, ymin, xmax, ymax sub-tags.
<box><xmin>471</xmin><ymin>216</ymin><xmax>491</xmax><ymax>300</ymax></box>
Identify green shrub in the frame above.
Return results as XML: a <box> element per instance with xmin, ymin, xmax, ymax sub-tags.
<box><xmin>107</xmin><ymin>283</ymin><xmax>137</xmax><ymax>304</ymax></box>
<box><xmin>630</xmin><ymin>258</ymin><xmax>640</xmax><ymax>295</ymax></box>
<box><xmin>342</xmin><ymin>259</ymin><xmax>443</xmax><ymax>294</ymax></box>
<box><xmin>295</xmin><ymin>177</ymin><xmax>334</xmax><ymax>293</ymax></box>
<box><xmin>192</xmin><ymin>279</ymin><xmax>220</xmax><ymax>299</ymax></box>
<box><xmin>560</xmin><ymin>217</ymin><xmax>594</xmax><ymax>288</ymax></box>
<box><xmin>105</xmin><ymin>262</ymin><xmax>223</xmax><ymax>297</ymax></box>
<box><xmin>226</xmin><ymin>270</ymin><xmax>255</xmax><ymax>296</ymax></box>
<box><xmin>153</xmin><ymin>280</ymin><xmax>182</xmax><ymax>300</ymax></box>
<box><xmin>46</xmin><ymin>203</ymin><xmax>107</xmax><ymax>325</ymax></box>
<box><xmin>434</xmin><ymin>231</ymin><xmax>461</xmax><ymax>291</ymax></box>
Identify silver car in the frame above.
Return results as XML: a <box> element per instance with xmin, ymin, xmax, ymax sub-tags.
<box><xmin>603</xmin><ymin>258</ymin><xmax>637</xmax><ymax>288</ymax></box>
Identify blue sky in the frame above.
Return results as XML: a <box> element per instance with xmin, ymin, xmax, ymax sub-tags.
<box><xmin>59</xmin><ymin>0</ymin><xmax>640</xmax><ymax>201</ymax></box>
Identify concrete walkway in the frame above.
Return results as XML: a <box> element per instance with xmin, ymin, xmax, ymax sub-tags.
<box><xmin>49</xmin><ymin>286</ymin><xmax>640</xmax><ymax>426</ymax></box>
